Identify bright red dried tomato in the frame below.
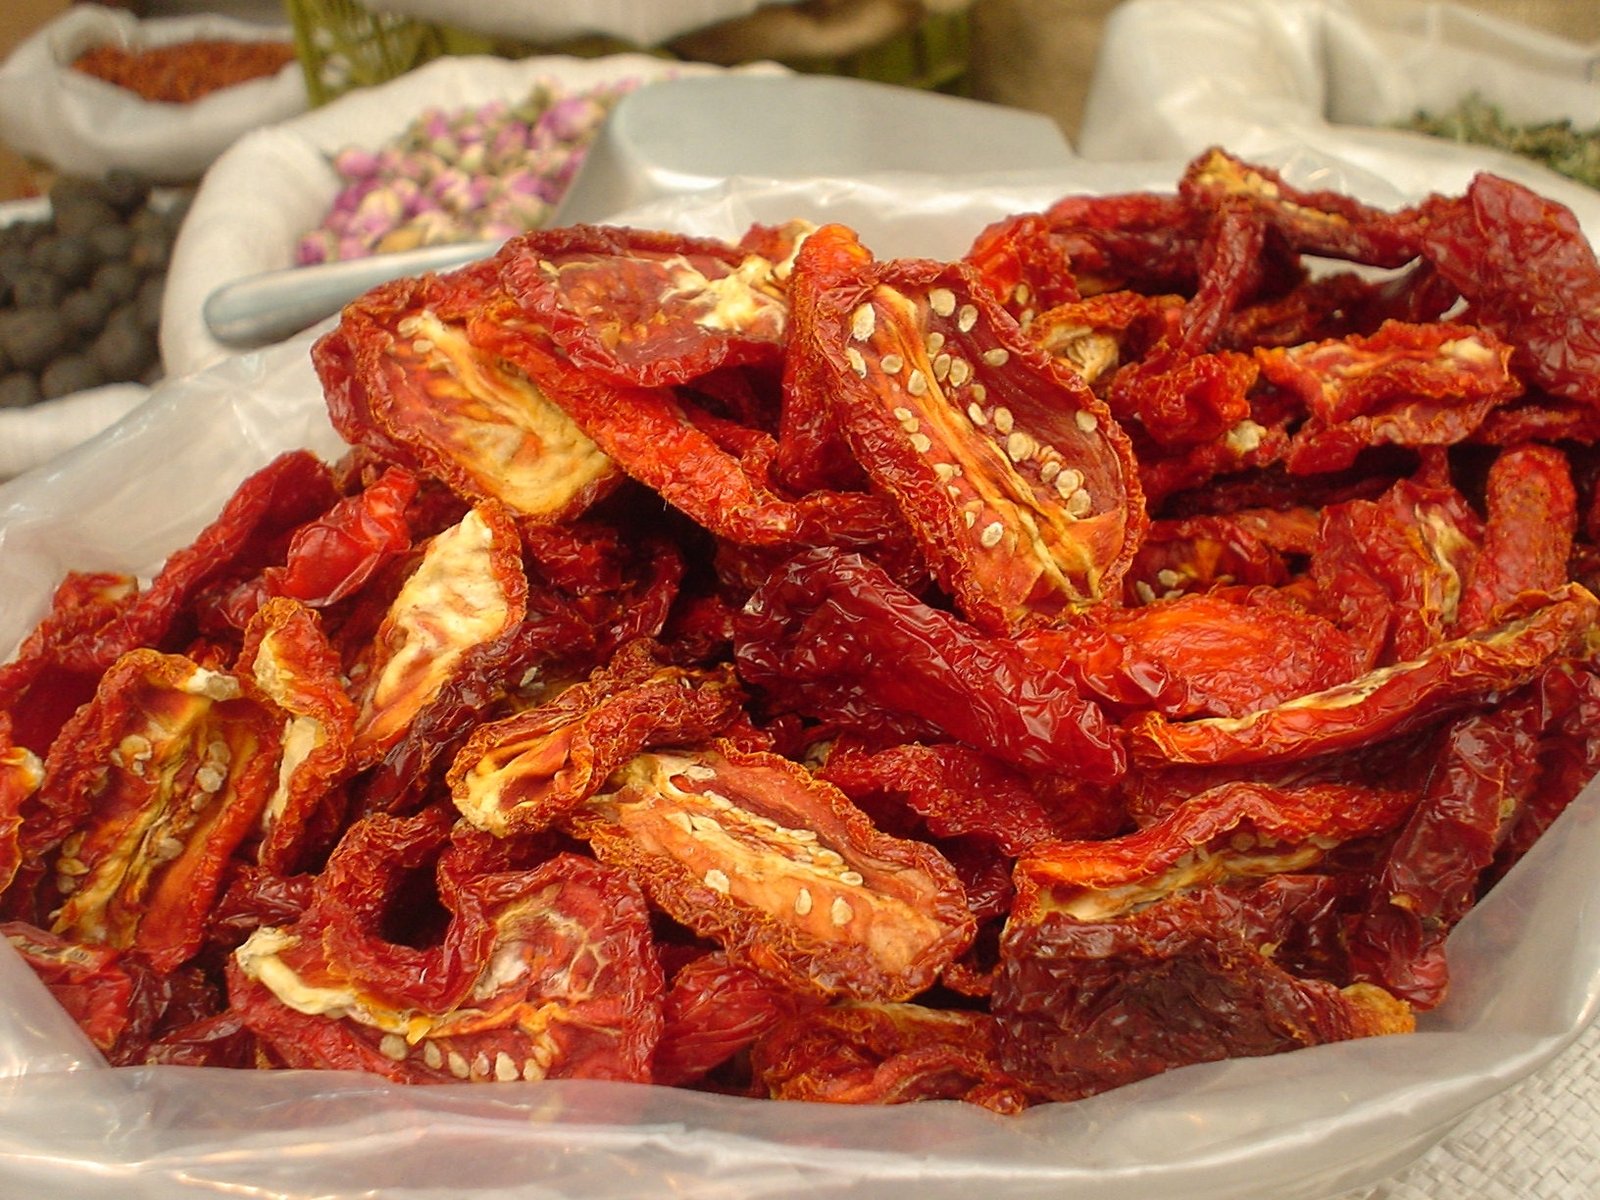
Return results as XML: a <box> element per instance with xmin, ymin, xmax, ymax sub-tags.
<box><xmin>34</xmin><ymin>650</ymin><xmax>284</xmax><ymax>971</ymax></box>
<box><xmin>447</xmin><ymin>639</ymin><xmax>745</xmax><ymax>836</ymax></box>
<box><xmin>567</xmin><ymin>739</ymin><xmax>974</xmax><ymax>1001</ymax></box>
<box><xmin>788</xmin><ymin>222</ymin><xmax>1146</xmax><ymax>631</ymax></box>
<box><xmin>313</xmin><ymin>262</ymin><xmax>624</xmax><ymax>523</ymax></box>
<box><xmin>1126</xmin><ymin>583</ymin><xmax>1599</xmax><ymax>767</ymax></box>
<box><xmin>346</xmin><ymin>502</ymin><xmax>528</xmax><ymax>768</ymax></box>
<box><xmin>235</xmin><ymin>598</ymin><xmax>356</xmax><ymax>873</ymax></box>
<box><xmin>735</xmin><ymin>547</ymin><xmax>1127</xmax><ymax>784</ymax></box>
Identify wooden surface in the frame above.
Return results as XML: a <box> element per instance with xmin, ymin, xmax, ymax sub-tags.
<box><xmin>0</xmin><ymin>0</ymin><xmax>68</xmax><ymax>199</ymax></box>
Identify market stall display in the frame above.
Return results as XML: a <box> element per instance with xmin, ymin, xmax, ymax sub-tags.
<box><xmin>0</xmin><ymin>138</ymin><xmax>1598</xmax><ymax>1197</ymax></box>
<box><xmin>0</xmin><ymin>5</ymin><xmax>308</xmax><ymax>183</ymax></box>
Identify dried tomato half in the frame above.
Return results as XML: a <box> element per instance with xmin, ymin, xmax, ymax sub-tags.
<box><xmin>496</xmin><ymin>223</ymin><xmax>791</xmax><ymax>388</ymax></box>
<box><xmin>313</xmin><ymin>262</ymin><xmax>623</xmax><ymax>523</ymax></box>
<box><xmin>448</xmin><ymin>640</ymin><xmax>745</xmax><ymax>836</ymax></box>
<box><xmin>751</xmin><ymin>1001</ymin><xmax>1032</xmax><ymax>1113</ymax></box>
<box><xmin>1126</xmin><ymin>583</ymin><xmax>1599</xmax><ymax>767</ymax></box>
<box><xmin>789</xmin><ymin>222</ymin><xmax>1145</xmax><ymax>631</ymax></box>
<box><xmin>38</xmin><ymin>650</ymin><xmax>284</xmax><ymax>971</ymax></box>
<box><xmin>347</xmin><ymin>502</ymin><xmax>528</xmax><ymax>768</ymax></box>
<box><xmin>235</xmin><ymin>598</ymin><xmax>356</xmax><ymax>873</ymax></box>
<box><xmin>229</xmin><ymin>811</ymin><xmax>663</xmax><ymax>1084</ymax></box>
<box><xmin>735</xmin><ymin>547</ymin><xmax>1127</xmax><ymax>784</ymax></box>
<box><xmin>1416</xmin><ymin>172</ymin><xmax>1600</xmax><ymax>408</ymax></box>
<box><xmin>568</xmin><ymin>740</ymin><xmax>974</xmax><ymax>1002</ymax></box>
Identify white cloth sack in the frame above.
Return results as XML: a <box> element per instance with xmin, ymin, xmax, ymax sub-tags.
<box><xmin>160</xmin><ymin>54</ymin><xmax>785</xmax><ymax>379</ymax></box>
<box><xmin>0</xmin><ymin>5</ymin><xmax>307</xmax><ymax>184</ymax></box>
<box><xmin>4</xmin><ymin>134</ymin><xmax>1600</xmax><ymax>1199</ymax></box>
<box><xmin>1077</xmin><ymin>0</ymin><xmax>1600</xmax><ymax>169</ymax></box>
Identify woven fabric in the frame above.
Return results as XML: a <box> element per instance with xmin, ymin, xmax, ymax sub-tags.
<box><xmin>1334</xmin><ymin>1018</ymin><xmax>1600</xmax><ymax>1199</ymax></box>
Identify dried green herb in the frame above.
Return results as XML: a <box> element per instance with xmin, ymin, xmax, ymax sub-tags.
<box><xmin>1399</xmin><ymin>93</ymin><xmax>1600</xmax><ymax>190</ymax></box>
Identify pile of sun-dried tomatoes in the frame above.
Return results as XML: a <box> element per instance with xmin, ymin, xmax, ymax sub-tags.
<box><xmin>1</xmin><ymin>148</ymin><xmax>1597</xmax><ymax>1111</ymax></box>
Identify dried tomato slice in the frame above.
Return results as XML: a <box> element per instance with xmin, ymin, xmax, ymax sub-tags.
<box><xmin>751</xmin><ymin>1001</ymin><xmax>1032</xmax><ymax>1113</ymax></box>
<box><xmin>568</xmin><ymin>740</ymin><xmax>974</xmax><ymax>1001</ymax></box>
<box><xmin>496</xmin><ymin>223</ymin><xmax>791</xmax><ymax>388</ymax></box>
<box><xmin>995</xmin><ymin>887</ymin><xmax>1413</xmax><ymax>1102</ymax></box>
<box><xmin>1457</xmin><ymin>443</ymin><xmax>1577</xmax><ymax>630</ymax></box>
<box><xmin>229</xmin><ymin>811</ymin><xmax>663</xmax><ymax>1084</ymax></box>
<box><xmin>37</xmin><ymin>650</ymin><xmax>284</xmax><ymax>971</ymax></box>
<box><xmin>1180</xmin><ymin>147</ymin><xmax>1423</xmax><ymax>268</ymax></box>
<box><xmin>790</xmin><ymin>222</ymin><xmax>1145</xmax><ymax>631</ymax></box>
<box><xmin>1126</xmin><ymin>583</ymin><xmax>1599</xmax><ymax>767</ymax></box>
<box><xmin>347</xmin><ymin>502</ymin><xmax>528</xmax><ymax>768</ymax></box>
<box><xmin>655</xmin><ymin>950</ymin><xmax>811</xmax><ymax>1087</ymax></box>
<box><xmin>1046</xmin><ymin>588</ymin><xmax>1368</xmax><ymax>720</ymax></box>
<box><xmin>0</xmin><ymin>716</ymin><xmax>43</xmax><ymax>897</ymax></box>
<box><xmin>235</xmin><ymin>598</ymin><xmax>356</xmax><ymax>873</ymax></box>
<box><xmin>1307</xmin><ymin>476</ymin><xmax>1485</xmax><ymax>665</ymax></box>
<box><xmin>1416</xmin><ymin>172</ymin><xmax>1600</xmax><ymax>408</ymax></box>
<box><xmin>735</xmin><ymin>547</ymin><xmax>1127</xmax><ymax>784</ymax></box>
<box><xmin>448</xmin><ymin>640</ymin><xmax>745</xmax><ymax>836</ymax></box>
<box><xmin>475</xmin><ymin>313</ymin><xmax>906</xmax><ymax>553</ymax></box>
<box><xmin>313</xmin><ymin>262</ymin><xmax>623</xmax><ymax>522</ymax></box>
<box><xmin>1345</xmin><ymin>681</ymin><xmax>1552</xmax><ymax>1008</ymax></box>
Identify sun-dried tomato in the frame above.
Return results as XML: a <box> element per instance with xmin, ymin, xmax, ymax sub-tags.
<box><xmin>735</xmin><ymin>547</ymin><xmax>1127</xmax><ymax>784</ymax></box>
<box><xmin>448</xmin><ymin>639</ymin><xmax>745</xmax><ymax>836</ymax></box>
<box><xmin>1051</xmin><ymin>588</ymin><xmax>1368</xmax><ymax>720</ymax></box>
<box><xmin>568</xmin><ymin>740</ymin><xmax>973</xmax><ymax>1001</ymax></box>
<box><xmin>346</xmin><ymin>502</ymin><xmax>527</xmax><ymax>768</ymax></box>
<box><xmin>1261</xmin><ymin>322</ymin><xmax>1523</xmax><ymax>474</ymax></box>
<box><xmin>787</xmin><ymin>223</ymin><xmax>1145</xmax><ymax>631</ymax></box>
<box><xmin>1417</xmin><ymin>172</ymin><xmax>1600</xmax><ymax>408</ymax></box>
<box><xmin>235</xmin><ymin>598</ymin><xmax>356</xmax><ymax>873</ymax></box>
<box><xmin>655</xmin><ymin>950</ymin><xmax>812</xmax><ymax>1087</ymax></box>
<box><xmin>1344</xmin><ymin>681</ymin><xmax>1550</xmax><ymax>1008</ymax></box>
<box><xmin>1036</xmin><ymin>189</ymin><xmax>1208</xmax><ymax>297</ymax></box>
<box><xmin>27</xmin><ymin>650</ymin><xmax>283</xmax><ymax>971</ymax></box>
<box><xmin>1307</xmin><ymin>476</ymin><xmax>1485</xmax><ymax>665</ymax></box>
<box><xmin>1457</xmin><ymin>442</ymin><xmax>1577</xmax><ymax>630</ymax></box>
<box><xmin>1127</xmin><ymin>583</ymin><xmax>1599</xmax><ymax>767</ymax></box>
<box><xmin>229</xmin><ymin>809</ymin><xmax>663</xmax><ymax>1083</ymax></box>
<box><xmin>995</xmin><ymin>886</ymin><xmax>1413</xmax><ymax>1102</ymax></box>
<box><xmin>313</xmin><ymin>263</ymin><xmax>624</xmax><ymax>524</ymax></box>
<box><xmin>1123</xmin><ymin>512</ymin><xmax>1291</xmax><ymax>603</ymax></box>
<box><xmin>477</xmin><ymin>312</ymin><xmax>905</xmax><ymax>554</ymax></box>
<box><xmin>1180</xmin><ymin>147</ymin><xmax>1422</xmax><ymax>268</ymax></box>
<box><xmin>751</xmin><ymin>1001</ymin><xmax>1032</xmax><ymax>1112</ymax></box>
<box><xmin>496</xmin><ymin>224</ymin><xmax>791</xmax><ymax>388</ymax></box>
<box><xmin>963</xmin><ymin>211</ymin><xmax>1082</xmax><ymax>321</ymax></box>
<box><xmin>998</xmin><ymin>775</ymin><xmax>1418</xmax><ymax>1098</ymax></box>
<box><xmin>1027</xmin><ymin>291</ymin><xmax>1182</xmax><ymax>390</ymax></box>
<box><xmin>0</xmin><ymin>454</ymin><xmax>334</xmax><ymax>757</ymax></box>
<box><xmin>819</xmin><ymin>738</ymin><xmax>1125</xmax><ymax>853</ymax></box>
<box><xmin>0</xmin><ymin>716</ymin><xmax>43</xmax><ymax>896</ymax></box>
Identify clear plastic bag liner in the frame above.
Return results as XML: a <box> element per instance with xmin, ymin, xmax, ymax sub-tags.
<box><xmin>3</xmin><ymin>148</ymin><xmax>1600</xmax><ymax>1199</ymax></box>
<box><xmin>1077</xmin><ymin>0</ymin><xmax>1600</xmax><ymax>168</ymax></box>
<box><xmin>0</xmin><ymin>6</ymin><xmax>308</xmax><ymax>183</ymax></box>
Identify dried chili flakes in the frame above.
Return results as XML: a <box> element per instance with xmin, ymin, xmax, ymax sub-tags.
<box><xmin>2</xmin><ymin>149</ymin><xmax>1599</xmax><ymax>1115</ymax></box>
<box><xmin>72</xmin><ymin>39</ymin><xmax>297</xmax><ymax>104</ymax></box>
